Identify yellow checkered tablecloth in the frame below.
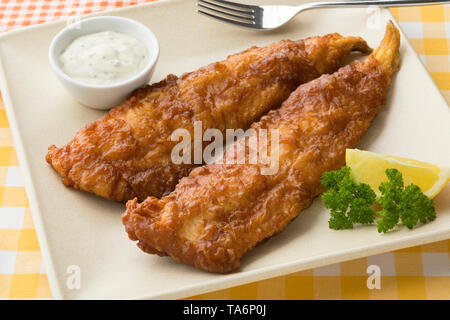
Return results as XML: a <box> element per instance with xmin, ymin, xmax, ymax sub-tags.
<box><xmin>0</xmin><ymin>2</ymin><xmax>449</xmax><ymax>300</ymax></box>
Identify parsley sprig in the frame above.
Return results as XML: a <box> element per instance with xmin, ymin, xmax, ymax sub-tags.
<box><xmin>321</xmin><ymin>167</ymin><xmax>436</xmax><ymax>233</ymax></box>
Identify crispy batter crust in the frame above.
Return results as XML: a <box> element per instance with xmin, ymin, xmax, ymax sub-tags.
<box><xmin>122</xmin><ymin>23</ymin><xmax>400</xmax><ymax>273</ymax></box>
<box><xmin>46</xmin><ymin>34</ymin><xmax>370</xmax><ymax>201</ymax></box>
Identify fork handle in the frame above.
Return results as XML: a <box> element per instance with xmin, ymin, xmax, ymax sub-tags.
<box><xmin>303</xmin><ymin>0</ymin><xmax>450</xmax><ymax>9</ymax></box>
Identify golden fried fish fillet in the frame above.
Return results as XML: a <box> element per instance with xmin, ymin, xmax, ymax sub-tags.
<box><xmin>122</xmin><ymin>22</ymin><xmax>400</xmax><ymax>273</ymax></box>
<box><xmin>46</xmin><ymin>34</ymin><xmax>370</xmax><ymax>202</ymax></box>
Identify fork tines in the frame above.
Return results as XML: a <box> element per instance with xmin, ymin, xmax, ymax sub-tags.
<box><xmin>197</xmin><ymin>0</ymin><xmax>257</xmax><ymax>27</ymax></box>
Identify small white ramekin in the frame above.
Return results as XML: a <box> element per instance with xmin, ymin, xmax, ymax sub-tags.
<box><xmin>49</xmin><ymin>16</ymin><xmax>159</xmax><ymax>110</ymax></box>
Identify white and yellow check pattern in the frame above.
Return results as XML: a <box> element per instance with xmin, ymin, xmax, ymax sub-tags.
<box><xmin>0</xmin><ymin>1</ymin><xmax>448</xmax><ymax>300</ymax></box>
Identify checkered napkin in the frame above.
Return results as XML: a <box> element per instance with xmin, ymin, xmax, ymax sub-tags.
<box><xmin>0</xmin><ymin>1</ymin><xmax>449</xmax><ymax>299</ymax></box>
<box><xmin>391</xmin><ymin>5</ymin><xmax>450</xmax><ymax>102</ymax></box>
<box><xmin>0</xmin><ymin>0</ymin><xmax>155</xmax><ymax>33</ymax></box>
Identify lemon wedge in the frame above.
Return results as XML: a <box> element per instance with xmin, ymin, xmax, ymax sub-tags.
<box><xmin>346</xmin><ymin>149</ymin><xmax>450</xmax><ymax>199</ymax></box>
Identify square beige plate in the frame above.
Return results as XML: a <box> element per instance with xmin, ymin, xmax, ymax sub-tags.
<box><xmin>0</xmin><ymin>0</ymin><xmax>449</xmax><ymax>299</ymax></box>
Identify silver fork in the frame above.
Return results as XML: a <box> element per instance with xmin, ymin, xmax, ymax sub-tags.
<box><xmin>197</xmin><ymin>0</ymin><xmax>449</xmax><ymax>30</ymax></box>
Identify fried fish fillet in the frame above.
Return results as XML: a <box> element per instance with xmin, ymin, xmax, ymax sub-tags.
<box><xmin>122</xmin><ymin>23</ymin><xmax>400</xmax><ymax>273</ymax></box>
<box><xmin>46</xmin><ymin>34</ymin><xmax>370</xmax><ymax>202</ymax></box>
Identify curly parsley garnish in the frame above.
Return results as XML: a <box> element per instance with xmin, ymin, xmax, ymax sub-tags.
<box><xmin>321</xmin><ymin>167</ymin><xmax>436</xmax><ymax>233</ymax></box>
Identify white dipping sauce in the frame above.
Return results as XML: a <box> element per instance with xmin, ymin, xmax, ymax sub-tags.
<box><xmin>59</xmin><ymin>31</ymin><xmax>148</xmax><ymax>85</ymax></box>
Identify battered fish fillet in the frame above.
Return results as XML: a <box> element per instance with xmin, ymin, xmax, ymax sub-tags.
<box><xmin>122</xmin><ymin>22</ymin><xmax>400</xmax><ymax>273</ymax></box>
<box><xmin>46</xmin><ymin>34</ymin><xmax>370</xmax><ymax>201</ymax></box>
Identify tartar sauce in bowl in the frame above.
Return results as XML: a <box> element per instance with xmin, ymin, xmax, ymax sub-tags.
<box><xmin>59</xmin><ymin>31</ymin><xmax>149</xmax><ymax>85</ymax></box>
<box><xmin>49</xmin><ymin>16</ymin><xmax>159</xmax><ymax>109</ymax></box>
